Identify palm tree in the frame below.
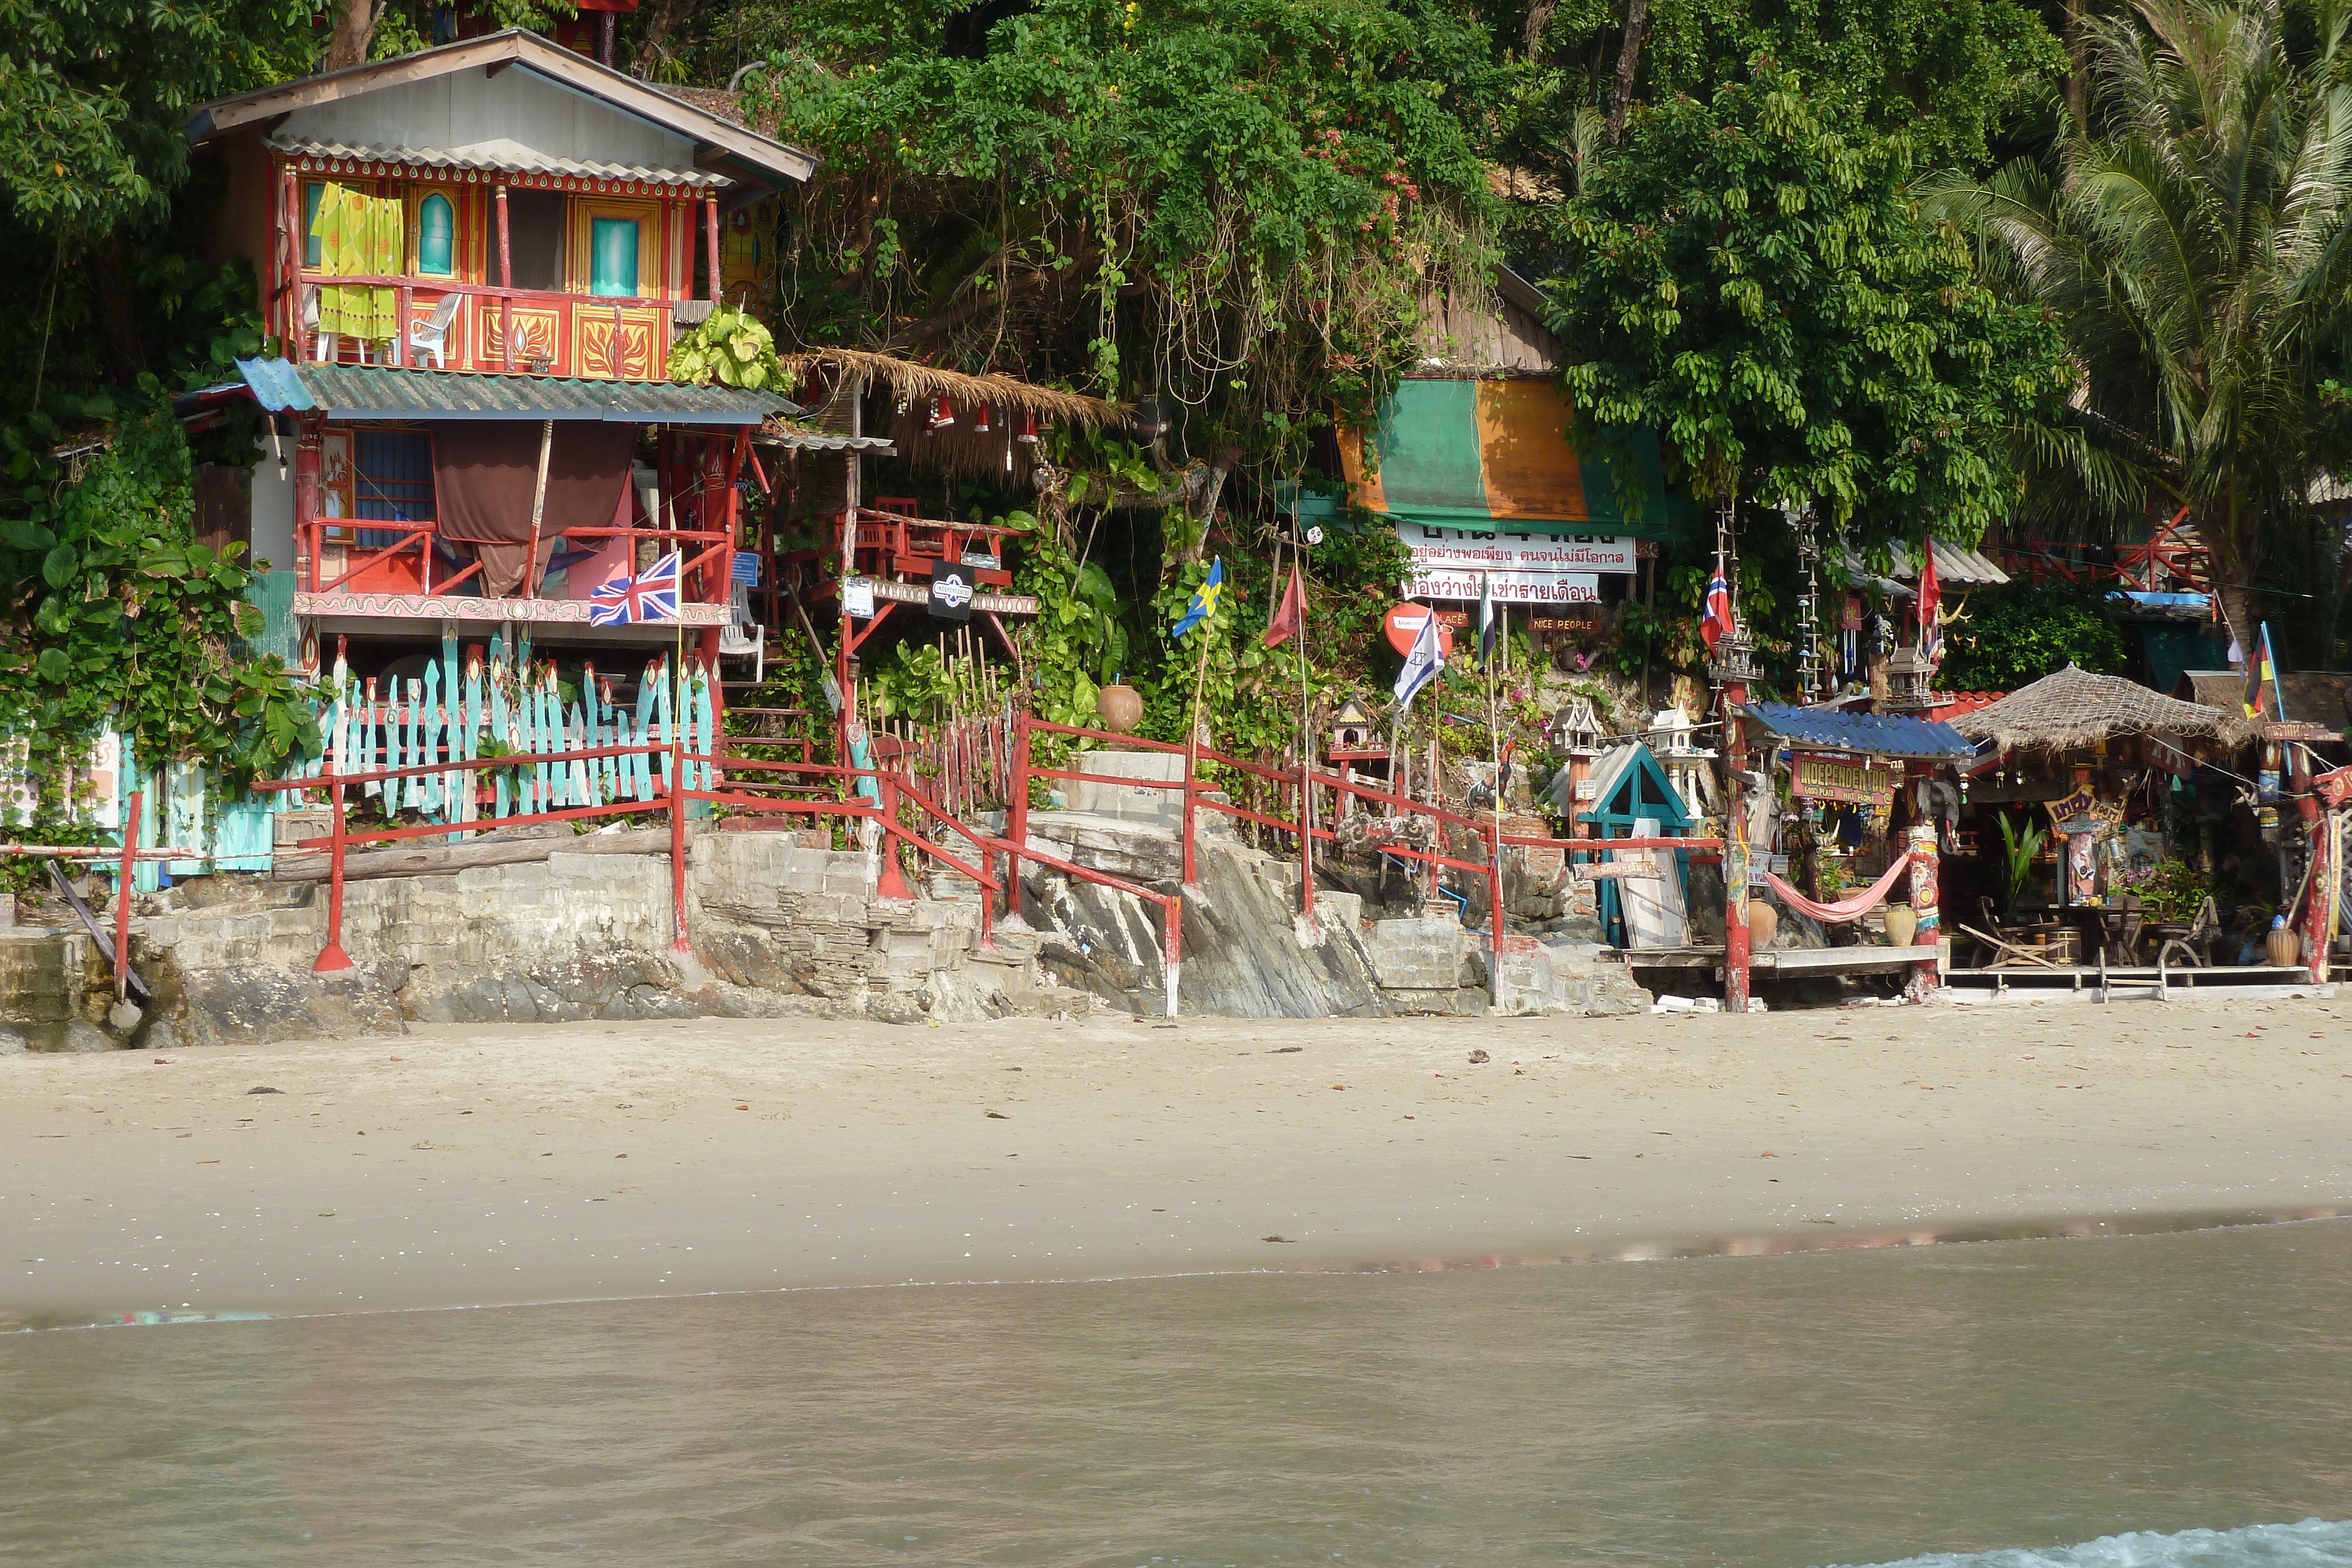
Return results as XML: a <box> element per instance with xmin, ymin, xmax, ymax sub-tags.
<box><xmin>1928</xmin><ymin>0</ymin><xmax>2352</xmax><ymax>651</ymax></box>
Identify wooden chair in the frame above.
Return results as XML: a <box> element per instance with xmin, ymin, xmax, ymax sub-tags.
<box><xmin>2155</xmin><ymin>897</ymin><xmax>2219</xmax><ymax>969</ymax></box>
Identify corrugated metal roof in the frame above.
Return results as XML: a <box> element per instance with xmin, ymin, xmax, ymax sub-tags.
<box><xmin>268</xmin><ymin>135</ymin><xmax>729</xmax><ymax>189</ymax></box>
<box><xmin>233</xmin><ymin>359</ymin><xmax>792</xmax><ymax>424</ymax></box>
<box><xmin>754</xmin><ymin>420</ymin><xmax>896</xmax><ymax>454</ymax></box>
<box><xmin>1835</xmin><ymin>539</ymin><xmax>2010</xmax><ymax>592</ymax></box>
<box><xmin>1743</xmin><ymin>702</ymin><xmax>1977</xmax><ymax>761</ymax></box>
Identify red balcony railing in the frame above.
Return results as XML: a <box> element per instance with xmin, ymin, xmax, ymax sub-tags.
<box><xmin>295</xmin><ymin>275</ymin><xmax>676</xmax><ymax>380</ymax></box>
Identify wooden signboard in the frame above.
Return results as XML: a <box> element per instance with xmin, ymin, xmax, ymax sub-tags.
<box><xmin>1790</xmin><ymin>751</ymin><xmax>1896</xmax><ymax>808</ymax></box>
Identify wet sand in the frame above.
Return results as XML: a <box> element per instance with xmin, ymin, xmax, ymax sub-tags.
<box><xmin>4</xmin><ymin>992</ymin><xmax>2349</xmax><ymax>1325</ymax></box>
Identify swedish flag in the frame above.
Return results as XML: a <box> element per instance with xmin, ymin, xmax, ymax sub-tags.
<box><xmin>1171</xmin><ymin>557</ymin><xmax>1224</xmax><ymax>640</ymax></box>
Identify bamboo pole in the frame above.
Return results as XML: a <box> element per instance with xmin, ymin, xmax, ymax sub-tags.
<box><xmin>521</xmin><ymin>418</ymin><xmax>554</xmax><ymax>598</ymax></box>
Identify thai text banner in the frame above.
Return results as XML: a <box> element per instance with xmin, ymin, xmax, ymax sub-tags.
<box><xmin>1401</xmin><ymin>527</ymin><xmax>1637</xmax><ymax>574</ymax></box>
<box><xmin>1402</xmin><ymin>570</ymin><xmax>1601</xmax><ymax>604</ymax></box>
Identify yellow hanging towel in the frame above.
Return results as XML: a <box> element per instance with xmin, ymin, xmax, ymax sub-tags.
<box><xmin>311</xmin><ymin>182</ymin><xmax>400</xmax><ymax>343</ymax></box>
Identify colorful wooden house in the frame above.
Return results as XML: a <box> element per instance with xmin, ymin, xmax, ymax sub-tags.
<box><xmin>182</xmin><ymin>29</ymin><xmax>813</xmax><ymax>677</ymax></box>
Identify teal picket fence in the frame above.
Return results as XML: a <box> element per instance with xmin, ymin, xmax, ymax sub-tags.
<box><xmin>4</xmin><ymin>625</ymin><xmax>719</xmax><ymax>892</ymax></box>
<box><xmin>280</xmin><ymin>626</ymin><xmax>719</xmax><ymax>835</ymax></box>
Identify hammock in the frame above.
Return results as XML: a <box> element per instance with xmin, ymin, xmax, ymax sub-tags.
<box><xmin>1763</xmin><ymin>854</ymin><xmax>1915</xmax><ymax>925</ymax></box>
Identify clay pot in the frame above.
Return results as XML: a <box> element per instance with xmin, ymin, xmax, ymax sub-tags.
<box><xmin>2266</xmin><ymin>923</ymin><xmax>2302</xmax><ymax>970</ymax></box>
<box><xmin>1095</xmin><ymin>683</ymin><xmax>1144</xmax><ymax>734</ymax></box>
<box><xmin>1884</xmin><ymin>905</ymin><xmax>1919</xmax><ymax>948</ymax></box>
<box><xmin>1746</xmin><ymin>899</ymin><xmax>1779</xmax><ymax>950</ymax></box>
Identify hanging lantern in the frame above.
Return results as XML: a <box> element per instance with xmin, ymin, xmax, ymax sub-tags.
<box><xmin>1016</xmin><ymin>411</ymin><xmax>1040</xmax><ymax>446</ymax></box>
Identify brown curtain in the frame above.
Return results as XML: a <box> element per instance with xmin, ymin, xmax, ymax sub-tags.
<box><xmin>434</xmin><ymin>420</ymin><xmax>636</xmax><ymax>542</ymax></box>
<box><xmin>433</xmin><ymin>420</ymin><xmax>636</xmax><ymax>594</ymax></box>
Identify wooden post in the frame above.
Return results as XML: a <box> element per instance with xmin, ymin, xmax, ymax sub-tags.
<box><xmin>279</xmin><ymin>167</ymin><xmax>301</xmax><ymax>345</ymax></box>
<box><xmin>1720</xmin><ymin>681</ymin><xmax>1752</xmax><ymax>1012</ymax></box>
<box><xmin>113</xmin><ymin>789</ymin><xmax>141</xmax><ymax>1002</ymax></box>
<box><xmin>2290</xmin><ymin>741</ymin><xmax>2328</xmax><ymax>981</ymax></box>
<box><xmin>397</xmin><ymin>283</ymin><xmax>412</xmax><ymax>369</ymax></box>
<box><xmin>521</xmin><ymin>418</ymin><xmax>553</xmax><ymax>598</ymax></box>
<box><xmin>704</xmin><ymin>195</ymin><xmax>722</xmax><ymax>303</ymax></box>
<box><xmin>495</xmin><ymin>183</ymin><xmax>514</xmax><ymax>373</ymax></box>
<box><xmin>670</xmin><ymin>731</ymin><xmax>694</xmax><ymax>954</ymax></box>
<box><xmin>314</xmin><ymin>773</ymin><xmax>355</xmax><ymax>972</ymax></box>
<box><xmin>294</xmin><ymin>422</ymin><xmax>322</xmax><ymax>591</ymax></box>
<box><xmin>1006</xmin><ymin>712</ymin><xmax>1032</xmax><ymax>922</ymax></box>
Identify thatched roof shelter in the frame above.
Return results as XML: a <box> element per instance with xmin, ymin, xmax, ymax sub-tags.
<box><xmin>1949</xmin><ymin>664</ymin><xmax>2252</xmax><ymax>754</ymax></box>
<box><xmin>779</xmin><ymin>347</ymin><xmax>1127</xmax><ymax>429</ymax></box>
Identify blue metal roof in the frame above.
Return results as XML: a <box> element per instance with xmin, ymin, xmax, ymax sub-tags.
<box><xmin>232</xmin><ymin>359</ymin><xmax>795</xmax><ymax>424</ymax></box>
<box><xmin>1742</xmin><ymin>702</ymin><xmax>1977</xmax><ymax>761</ymax></box>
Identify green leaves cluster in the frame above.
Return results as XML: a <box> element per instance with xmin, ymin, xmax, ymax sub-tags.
<box><xmin>1925</xmin><ymin>0</ymin><xmax>2352</xmax><ymax>654</ymax></box>
<box><xmin>1544</xmin><ymin>63</ymin><xmax>2074</xmax><ymax>552</ymax></box>
<box><xmin>750</xmin><ymin>0</ymin><xmax>1496</xmax><ymax>466</ymax></box>
<box><xmin>668</xmin><ymin>303</ymin><xmax>797</xmax><ymax>392</ymax></box>
<box><xmin>0</xmin><ymin>410</ymin><xmax>318</xmax><ymax>823</ymax></box>
<box><xmin>0</xmin><ymin>0</ymin><xmax>325</xmax><ymax>236</ymax></box>
<box><xmin>1936</xmin><ymin>581</ymin><xmax>2127</xmax><ymax>691</ymax></box>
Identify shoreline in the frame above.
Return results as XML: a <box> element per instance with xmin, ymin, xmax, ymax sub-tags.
<box><xmin>19</xmin><ymin>1203</ymin><xmax>2352</xmax><ymax>1335</ymax></box>
<box><xmin>5</xmin><ymin>995</ymin><xmax>2350</xmax><ymax>1326</ymax></box>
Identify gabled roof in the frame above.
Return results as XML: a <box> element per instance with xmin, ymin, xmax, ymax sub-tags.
<box><xmin>186</xmin><ymin>30</ymin><xmax>816</xmax><ymax>188</ymax></box>
<box><xmin>1571</xmin><ymin>741</ymin><xmax>1696</xmax><ymax>833</ymax></box>
<box><xmin>1743</xmin><ymin>702</ymin><xmax>1977</xmax><ymax>761</ymax></box>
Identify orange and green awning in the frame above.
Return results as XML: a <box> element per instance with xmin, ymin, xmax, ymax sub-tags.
<box><xmin>1338</xmin><ymin>379</ymin><xmax>1685</xmax><ymax>541</ymax></box>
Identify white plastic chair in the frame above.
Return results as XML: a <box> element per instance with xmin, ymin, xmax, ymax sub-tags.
<box><xmin>303</xmin><ymin>287</ymin><xmax>336</xmax><ymax>365</ymax></box>
<box><xmin>719</xmin><ymin>580</ymin><xmax>764</xmax><ymax>683</ymax></box>
<box><xmin>407</xmin><ymin>293</ymin><xmax>461</xmax><ymax>369</ymax></box>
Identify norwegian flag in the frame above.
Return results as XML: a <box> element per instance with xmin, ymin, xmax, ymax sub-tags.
<box><xmin>589</xmin><ymin>550</ymin><xmax>681</xmax><ymax>626</ymax></box>
<box><xmin>1700</xmin><ymin>558</ymin><xmax>1735</xmax><ymax>654</ymax></box>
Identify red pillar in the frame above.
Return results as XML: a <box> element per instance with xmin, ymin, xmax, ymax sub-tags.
<box><xmin>704</xmin><ymin>196</ymin><xmax>723</xmax><ymax>304</ymax></box>
<box><xmin>1720</xmin><ymin>680</ymin><xmax>1752</xmax><ymax>1012</ymax></box>
<box><xmin>495</xmin><ymin>183</ymin><xmax>514</xmax><ymax>373</ymax></box>
<box><xmin>2290</xmin><ymin>741</ymin><xmax>2328</xmax><ymax>981</ymax></box>
<box><xmin>114</xmin><ymin>790</ymin><xmax>141</xmax><ymax>1002</ymax></box>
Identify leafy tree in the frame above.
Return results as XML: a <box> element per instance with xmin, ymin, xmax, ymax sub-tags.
<box><xmin>1925</xmin><ymin>0</ymin><xmax>2352</xmax><ymax>657</ymax></box>
<box><xmin>745</xmin><ymin>0</ymin><xmax>1499</xmax><ymax>454</ymax></box>
<box><xmin>1542</xmin><ymin>63</ymin><xmax>2075</xmax><ymax>562</ymax></box>
<box><xmin>1937</xmin><ymin>580</ymin><xmax>2128</xmax><ymax>689</ymax></box>
<box><xmin>0</xmin><ymin>411</ymin><xmax>318</xmax><ymax>822</ymax></box>
<box><xmin>0</xmin><ymin>0</ymin><xmax>322</xmax><ymax>236</ymax></box>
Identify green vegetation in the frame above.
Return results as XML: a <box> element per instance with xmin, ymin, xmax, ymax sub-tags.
<box><xmin>1937</xmin><ymin>582</ymin><xmax>2129</xmax><ymax>691</ymax></box>
<box><xmin>1542</xmin><ymin>63</ymin><xmax>2074</xmax><ymax>550</ymax></box>
<box><xmin>1927</xmin><ymin>0</ymin><xmax>2352</xmax><ymax>658</ymax></box>
<box><xmin>0</xmin><ymin>412</ymin><xmax>317</xmax><ymax>818</ymax></box>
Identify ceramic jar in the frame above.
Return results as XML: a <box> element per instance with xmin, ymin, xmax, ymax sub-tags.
<box><xmin>1095</xmin><ymin>683</ymin><xmax>1144</xmax><ymax>734</ymax></box>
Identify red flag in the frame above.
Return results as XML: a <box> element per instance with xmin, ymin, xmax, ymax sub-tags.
<box><xmin>1916</xmin><ymin>541</ymin><xmax>1942</xmax><ymax>662</ymax></box>
<box><xmin>1262</xmin><ymin>557</ymin><xmax>1305</xmax><ymax>647</ymax></box>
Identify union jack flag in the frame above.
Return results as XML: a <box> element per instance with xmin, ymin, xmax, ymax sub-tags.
<box><xmin>588</xmin><ymin>550</ymin><xmax>681</xmax><ymax>626</ymax></box>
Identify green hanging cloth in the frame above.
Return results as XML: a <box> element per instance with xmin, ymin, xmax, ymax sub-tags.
<box><xmin>310</xmin><ymin>183</ymin><xmax>400</xmax><ymax>343</ymax></box>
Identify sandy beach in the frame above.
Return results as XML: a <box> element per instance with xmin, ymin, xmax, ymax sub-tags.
<box><xmin>4</xmin><ymin>991</ymin><xmax>2349</xmax><ymax>1326</ymax></box>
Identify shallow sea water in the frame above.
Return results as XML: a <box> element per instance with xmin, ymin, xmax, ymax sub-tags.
<box><xmin>2</xmin><ymin>1218</ymin><xmax>2348</xmax><ymax>1567</ymax></box>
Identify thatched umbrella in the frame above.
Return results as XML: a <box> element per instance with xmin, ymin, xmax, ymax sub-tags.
<box><xmin>1949</xmin><ymin>664</ymin><xmax>2253</xmax><ymax>754</ymax></box>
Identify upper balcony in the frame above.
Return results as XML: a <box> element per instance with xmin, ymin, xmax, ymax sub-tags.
<box><xmin>272</xmin><ymin>140</ymin><xmax>729</xmax><ymax>382</ymax></box>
